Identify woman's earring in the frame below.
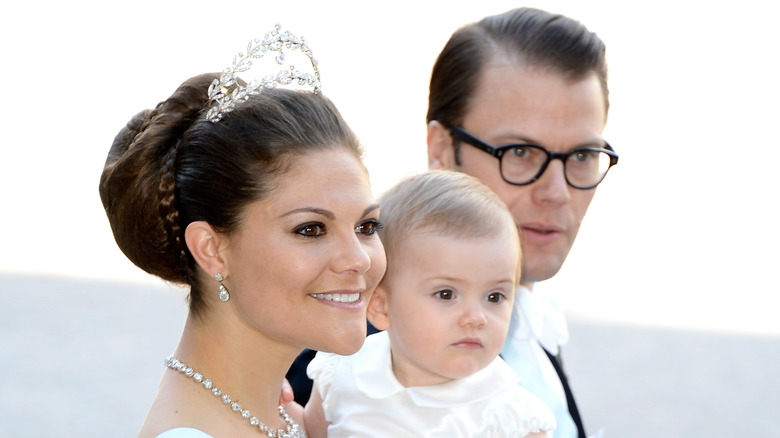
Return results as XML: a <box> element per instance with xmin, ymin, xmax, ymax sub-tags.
<box><xmin>214</xmin><ymin>273</ymin><xmax>230</xmax><ymax>302</ymax></box>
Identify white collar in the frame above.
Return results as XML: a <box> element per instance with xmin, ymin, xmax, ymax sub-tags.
<box><xmin>508</xmin><ymin>283</ymin><xmax>570</xmax><ymax>355</ymax></box>
<box><xmin>353</xmin><ymin>332</ymin><xmax>519</xmax><ymax>407</ymax></box>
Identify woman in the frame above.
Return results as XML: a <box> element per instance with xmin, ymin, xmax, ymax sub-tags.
<box><xmin>99</xmin><ymin>28</ymin><xmax>386</xmax><ymax>438</ymax></box>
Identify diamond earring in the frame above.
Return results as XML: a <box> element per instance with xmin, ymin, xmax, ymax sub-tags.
<box><xmin>214</xmin><ymin>273</ymin><xmax>229</xmax><ymax>302</ymax></box>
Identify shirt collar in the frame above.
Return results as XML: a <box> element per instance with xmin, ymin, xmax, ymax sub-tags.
<box><xmin>353</xmin><ymin>331</ymin><xmax>520</xmax><ymax>407</ymax></box>
<box><xmin>508</xmin><ymin>283</ymin><xmax>570</xmax><ymax>355</ymax></box>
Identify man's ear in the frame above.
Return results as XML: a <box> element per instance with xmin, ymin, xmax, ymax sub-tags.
<box><xmin>184</xmin><ymin>221</ymin><xmax>227</xmax><ymax>279</ymax></box>
<box><xmin>426</xmin><ymin>120</ymin><xmax>457</xmax><ymax>170</ymax></box>
<box><xmin>367</xmin><ymin>284</ymin><xmax>391</xmax><ymax>331</ymax></box>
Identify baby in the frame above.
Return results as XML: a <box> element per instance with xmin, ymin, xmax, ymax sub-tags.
<box><xmin>304</xmin><ymin>170</ymin><xmax>555</xmax><ymax>437</ymax></box>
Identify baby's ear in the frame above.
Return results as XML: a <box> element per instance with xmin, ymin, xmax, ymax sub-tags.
<box><xmin>366</xmin><ymin>284</ymin><xmax>391</xmax><ymax>331</ymax></box>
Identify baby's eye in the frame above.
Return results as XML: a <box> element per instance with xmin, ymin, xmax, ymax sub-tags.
<box><xmin>434</xmin><ymin>289</ymin><xmax>454</xmax><ymax>300</ymax></box>
<box><xmin>486</xmin><ymin>292</ymin><xmax>505</xmax><ymax>303</ymax></box>
<box><xmin>295</xmin><ymin>222</ymin><xmax>326</xmax><ymax>237</ymax></box>
<box><xmin>356</xmin><ymin>219</ymin><xmax>383</xmax><ymax>236</ymax></box>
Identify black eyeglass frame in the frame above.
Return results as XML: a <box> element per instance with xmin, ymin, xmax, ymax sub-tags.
<box><xmin>449</xmin><ymin>126</ymin><xmax>619</xmax><ymax>190</ymax></box>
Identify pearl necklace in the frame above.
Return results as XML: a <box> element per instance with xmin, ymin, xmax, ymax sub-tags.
<box><xmin>164</xmin><ymin>356</ymin><xmax>303</xmax><ymax>438</ymax></box>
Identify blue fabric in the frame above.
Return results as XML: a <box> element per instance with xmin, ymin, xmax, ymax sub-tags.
<box><xmin>501</xmin><ymin>284</ymin><xmax>578</xmax><ymax>438</ymax></box>
<box><xmin>155</xmin><ymin>427</ymin><xmax>214</xmax><ymax>438</ymax></box>
<box><xmin>502</xmin><ymin>339</ymin><xmax>577</xmax><ymax>438</ymax></box>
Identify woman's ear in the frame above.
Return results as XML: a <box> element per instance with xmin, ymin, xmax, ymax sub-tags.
<box><xmin>427</xmin><ymin>120</ymin><xmax>457</xmax><ymax>170</ymax></box>
<box><xmin>184</xmin><ymin>221</ymin><xmax>227</xmax><ymax>278</ymax></box>
<box><xmin>366</xmin><ymin>284</ymin><xmax>391</xmax><ymax>331</ymax></box>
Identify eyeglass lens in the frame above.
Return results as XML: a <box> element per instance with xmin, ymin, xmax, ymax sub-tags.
<box><xmin>500</xmin><ymin>146</ymin><xmax>613</xmax><ymax>187</ymax></box>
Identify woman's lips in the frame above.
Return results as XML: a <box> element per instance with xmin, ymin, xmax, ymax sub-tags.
<box><xmin>308</xmin><ymin>290</ymin><xmax>365</xmax><ymax>309</ymax></box>
<box><xmin>309</xmin><ymin>292</ymin><xmax>360</xmax><ymax>303</ymax></box>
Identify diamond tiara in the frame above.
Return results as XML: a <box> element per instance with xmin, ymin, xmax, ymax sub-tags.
<box><xmin>205</xmin><ymin>24</ymin><xmax>322</xmax><ymax>122</ymax></box>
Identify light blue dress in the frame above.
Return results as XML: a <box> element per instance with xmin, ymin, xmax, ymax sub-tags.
<box><xmin>156</xmin><ymin>428</ymin><xmax>214</xmax><ymax>438</ymax></box>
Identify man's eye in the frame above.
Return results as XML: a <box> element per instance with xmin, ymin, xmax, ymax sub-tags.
<box><xmin>434</xmin><ymin>289</ymin><xmax>454</xmax><ymax>300</ymax></box>
<box><xmin>571</xmin><ymin>151</ymin><xmax>592</xmax><ymax>162</ymax></box>
<box><xmin>510</xmin><ymin>146</ymin><xmax>529</xmax><ymax>157</ymax></box>
<box><xmin>295</xmin><ymin>223</ymin><xmax>325</xmax><ymax>237</ymax></box>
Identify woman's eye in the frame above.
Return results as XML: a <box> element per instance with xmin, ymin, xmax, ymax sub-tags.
<box><xmin>356</xmin><ymin>219</ymin><xmax>383</xmax><ymax>236</ymax></box>
<box><xmin>486</xmin><ymin>292</ymin><xmax>505</xmax><ymax>303</ymax></box>
<box><xmin>434</xmin><ymin>289</ymin><xmax>454</xmax><ymax>300</ymax></box>
<box><xmin>295</xmin><ymin>223</ymin><xmax>325</xmax><ymax>237</ymax></box>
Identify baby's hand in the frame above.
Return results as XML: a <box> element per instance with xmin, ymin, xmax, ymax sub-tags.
<box><xmin>279</xmin><ymin>378</ymin><xmax>295</xmax><ymax>405</ymax></box>
<box><xmin>280</xmin><ymin>378</ymin><xmax>305</xmax><ymax>430</ymax></box>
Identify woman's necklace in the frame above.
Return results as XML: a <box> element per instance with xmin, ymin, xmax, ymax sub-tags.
<box><xmin>164</xmin><ymin>356</ymin><xmax>303</xmax><ymax>438</ymax></box>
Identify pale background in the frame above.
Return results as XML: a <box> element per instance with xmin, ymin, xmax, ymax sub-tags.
<box><xmin>1</xmin><ymin>0</ymin><xmax>778</xmax><ymax>436</ymax></box>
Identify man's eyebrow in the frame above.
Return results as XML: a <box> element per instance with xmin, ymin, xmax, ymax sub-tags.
<box><xmin>498</xmin><ymin>133</ymin><xmax>606</xmax><ymax>149</ymax></box>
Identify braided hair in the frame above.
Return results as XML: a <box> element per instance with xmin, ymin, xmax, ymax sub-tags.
<box><xmin>100</xmin><ymin>73</ymin><xmax>362</xmax><ymax>315</ymax></box>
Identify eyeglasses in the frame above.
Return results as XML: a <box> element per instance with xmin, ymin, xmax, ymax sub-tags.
<box><xmin>449</xmin><ymin>126</ymin><xmax>619</xmax><ymax>189</ymax></box>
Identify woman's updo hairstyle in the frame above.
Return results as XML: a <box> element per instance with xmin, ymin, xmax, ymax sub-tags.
<box><xmin>100</xmin><ymin>73</ymin><xmax>362</xmax><ymax>314</ymax></box>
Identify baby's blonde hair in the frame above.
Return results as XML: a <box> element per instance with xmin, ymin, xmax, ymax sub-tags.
<box><xmin>377</xmin><ymin>170</ymin><xmax>520</xmax><ymax>281</ymax></box>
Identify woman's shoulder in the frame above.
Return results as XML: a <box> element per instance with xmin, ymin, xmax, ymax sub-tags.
<box><xmin>155</xmin><ymin>427</ymin><xmax>214</xmax><ymax>438</ymax></box>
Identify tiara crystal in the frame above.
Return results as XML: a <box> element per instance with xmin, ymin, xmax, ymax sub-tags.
<box><xmin>206</xmin><ymin>24</ymin><xmax>321</xmax><ymax>122</ymax></box>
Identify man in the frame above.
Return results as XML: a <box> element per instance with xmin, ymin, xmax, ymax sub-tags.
<box><xmin>425</xmin><ymin>7</ymin><xmax>617</xmax><ymax>438</ymax></box>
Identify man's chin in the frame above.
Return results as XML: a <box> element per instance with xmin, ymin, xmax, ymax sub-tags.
<box><xmin>519</xmin><ymin>258</ymin><xmax>566</xmax><ymax>284</ymax></box>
